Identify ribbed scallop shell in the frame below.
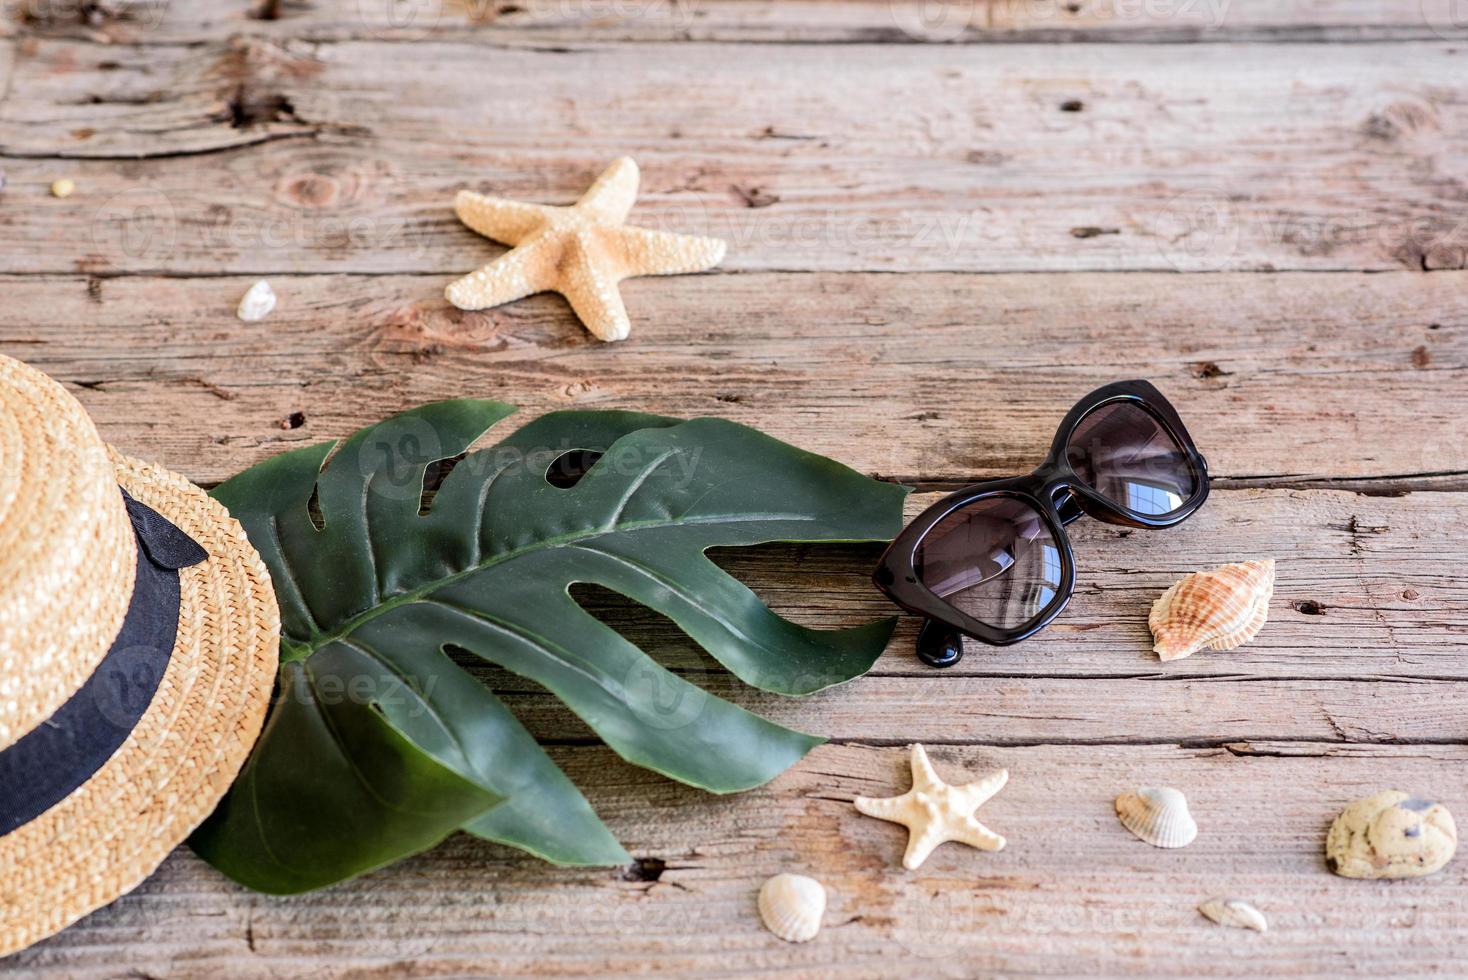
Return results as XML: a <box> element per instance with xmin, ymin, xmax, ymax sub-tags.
<box><xmin>758</xmin><ymin>873</ymin><xmax>826</xmax><ymax>943</ymax></box>
<box><xmin>1149</xmin><ymin>559</ymin><xmax>1275</xmax><ymax>662</ymax></box>
<box><xmin>1199</xmin><ymin>897</ymin><xmax>1268</xmax><ymax>933</ymax></box>
<box><xmin>1115</xmin><ymin>787</ymin><xmax>1198</xmax><ymax>848</ymax></box>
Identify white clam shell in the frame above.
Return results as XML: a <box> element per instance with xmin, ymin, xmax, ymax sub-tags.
<box><xmin>1149</xmin><ymin>559</ymin><xmax>1274</xmax><ymax>661</ymax></box>
<box><xmin>1115</xmin><ymin>786</ymin><xmax>1198</xmax><ymax>848</ymax></box>
<box><xmin>236</xmin><ymin>279</ymin><xmax>277</xmax><ymax>322</ymax></box>
<box><xmin>758</xmin><ymin>873</ymin><xmax>826</xmax><ymax>943</ymax></box>
<box><xmin>1199</xmin><ymin>897</ymin><xmax>1268</xmax><ymax>933</ymax></box>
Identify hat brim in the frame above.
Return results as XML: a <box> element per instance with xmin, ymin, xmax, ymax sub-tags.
<box><xmin>0</xmin><ymin>449</ymin><xmax>279</xmax><ymax>956</ymax></box>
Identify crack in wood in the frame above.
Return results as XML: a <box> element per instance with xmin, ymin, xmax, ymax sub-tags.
<box><xmin>880</xmin><ymin>473</ymin><xmax>1468</xmax><ymax>494</ymax></box>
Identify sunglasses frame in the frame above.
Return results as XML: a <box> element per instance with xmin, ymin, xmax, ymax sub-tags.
<box><xmin>873</xmin><ymin>380</ymin><xmax>1210</xmax><ymax>655</ymax></box>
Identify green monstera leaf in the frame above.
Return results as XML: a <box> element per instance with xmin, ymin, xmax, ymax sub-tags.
<box><xmin>191</xmin><ymin>403</ymin><xmax>907</xmax><ymax>893</ymax></box>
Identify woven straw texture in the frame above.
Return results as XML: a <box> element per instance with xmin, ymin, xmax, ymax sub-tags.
<box><xmin>0</xmin><ymin>356</ymin><xmax>136</xmax><ymax>750</ymax></box>
<box><xmin>0</xmin><ymin>369</ymin><xmax>279</xmax><ymax>955</ymax></box>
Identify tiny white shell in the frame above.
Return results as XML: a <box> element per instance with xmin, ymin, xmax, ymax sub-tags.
<box><xmin>237</xmin><ymin>279</ymin><xmax>277</xmax><ymax>322</ymax></box>
<box><xmin>1115</xmin><ymin>786</ymin><xmax>1198</xmax><ymax>848</ymax></box>
<box><xmin>1199</xmin><ymin>897</ymin><xmax>1268</xmax><ymax>933</ymax></box>
<box><xmin>757</xmin><ymin>873</ymin><xmax>825</xmax><ymax>943</ymax></box>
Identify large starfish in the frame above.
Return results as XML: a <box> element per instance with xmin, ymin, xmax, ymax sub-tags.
<box><xmin>854</xmin><ymin>743</ymin><xmax>1008</xmax><ymax>870</ymax></box>
<box><xmin>445</xmin><ymin>157</ymin><xmax>727</xmax><ymax>342</ymax></box>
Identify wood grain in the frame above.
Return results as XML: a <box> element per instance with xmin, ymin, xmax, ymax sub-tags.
<box><xmin>496</xmin><ymin>670</ymin><xmax>1468</xmax><ymax>744</ymax></box>
<box><xmin>589</xmin><ymin>486</ymin><xmax>1468</xmax><ymax>680</ymax></box>
<box><xmin>7</xmin><ymin>743</ymin><xmax>1468</xmax><ymax>977</ymax></box>
<box><xmin>0</xmin><ymin>272</ymin><xmax>1460</xmax><ymax>487</ymax></box>
<box><xmin>3</xmin><ymin>39</ymin><xmax>1468</xmax><ymax>273</ymax></box>
<box><xmin>10</xmin><ymin>0</ymin><xmax>1468</xmax><ymax>44</ymax></box>
<box><xmin>485</xmin><ymin>494</ymin><xmax>1468</xmax><ymax>742</ymax></box>
<box><xmin>3</xmin><ymin>0</ymin><xmax>1466</xmax><ymax>974</ymax></box>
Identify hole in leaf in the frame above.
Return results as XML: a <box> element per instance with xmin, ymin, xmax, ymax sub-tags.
<box><xmin>442</xmin><ymin>542</ymin><xmax>893</xmax><ymax>737</ymax></box>
<box><xmin>705</xmin><ymin>541</ymin><xmax>890</xmax><ymax>630</ymax></box>
<box><xmin>306</xmin><ymin>484</ymin><xmax>325</xmax><ymax>531</ymax></box>
<box><xmin>545</xmin><ymin>449</ymin><xmax>604</xmax><ymax>489</ymax></box>
<box><xmin>419</xmin><ymin>453</ymin><xmax>466</xmax><ymax>516</ymax></box>
<box><xmin>448</xmin><ymin>645</ymin><xmax>598</xmax><ymax>743</ymax></box>
<box><xmin>570</xmin><ymin>583</ymin><xmax>723</xmax><ymax>674</ymax></box>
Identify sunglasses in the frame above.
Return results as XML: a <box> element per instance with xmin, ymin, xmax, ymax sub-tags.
<box><xmin>873</xmin><ymin>380</ymin><xmax>1210</xmax><ymax>667</ymax></box>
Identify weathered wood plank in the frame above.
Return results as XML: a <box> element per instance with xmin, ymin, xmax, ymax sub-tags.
<box><xmin>2</xmin><ymin>6</ymin><xmax>1465</xmax><ymax>975</ymax></box>
<box><xmin>8</xmin><ymin>0</ymin><xmax>1468</xmax><ymax>44</ymax></box>
<box><xmin>3</xmin><ymin>40</ymin><xmax>1467</xmax><ymax>273</ymax></box>
<box><xmin>0</xmin><ymin>271</ymin><xmax>1459</xmax><ymax>486</ymax></box>
<box><xmin>6</xmin><ymin>743</ymin><xmax>1466</xmax><ymax>976</ymax></box>
<box><xmin>489</xmin><ymin>669</ymin><xmax>1468</xmax><ymax>745</ymax></box>
<box><xmin>604</xmin><ymin>485</ymin><xmax>1468</xmax><ymax>680</ymax></box>
<box><xmin>7</xmin><ymin>274</ymin><xmax>1466</xmax><ymax>683</ymax></box>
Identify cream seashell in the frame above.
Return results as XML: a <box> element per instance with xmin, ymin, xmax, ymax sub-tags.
<box><xmin>236</xmin><ymin>279</ymin><xmax>277</xmax><ymax>322</ymax></box>
<box><xmin>1325</xmin><ymin>790</ymin><xmax>1457</xmax><ymax>879</ymax></box>
<box><xmin>1199</xmin><ymin>897</ymin><xmax>1268</xmax><ymax>933</ymax></box>
<box><xmin>1115</xmin><ymin>786</ymin><xmax>1198</xmax><ymax>848</ymax></box>
<box><xmin>757</xmin><ymin>873</ymin><xmax>826</xmax><ymax>943</ymax></box>
<box><xmin>1149</xmin><ymin>559</ymin><xmax>1274</xmax><ymax>662</ymax></box>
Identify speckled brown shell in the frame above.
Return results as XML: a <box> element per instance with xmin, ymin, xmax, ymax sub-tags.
<box><xmin>1149</xmin><ymin>559</ymin><xmax>1275</xmax><ymax>662</ymax></box>
<box><xmin>1325</xmin><ymin>791</ymin><xmax>1457</xmax><ymax>879</ymax></box>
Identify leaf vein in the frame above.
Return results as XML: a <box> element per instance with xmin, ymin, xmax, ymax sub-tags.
<box><xmin>267</xmin><ymin>513</ymin><xmax>322</xmax><ymax>635</ymax></box>
<box><xmin>362</xmin><ymin>476</ymin><xmax>383</xmax><ymax>606</ymax></box>
<box><xmin>602</xmin><ymin>448</ymin><xmax>675</xmax><ymax>530</ymax></box>
<box><xmin>336</xmin><ymin>634</ymin><xmax>479</xmax><ymax>782</ymax></box>
<box><xmin>300</xmin><ymin>512</ymin><xmax>824</xmax><ymax>657</ymax></box>
<box><xmin>471</xmin><ymin>459</ymin><xmax>515</xmax><ymax>568</ymax></box>
<box><xmin>303</xmin><ymin>658</ymin><xmax>436</xmax><ymax>817</ymax></box>
<box><xmin>415</xmin><ymin>595</ymin><xmax>626</xmax><ymax>702</ymax></box>
<box><xmin>567</xmin><ymin>544</ymin><xmax>769</xmax><ymax>652</ymax></box>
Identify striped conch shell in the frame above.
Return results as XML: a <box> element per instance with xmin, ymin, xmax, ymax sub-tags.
<box><xmin>757</xmin><ymin>873</ymin><xmax>826</xmax><ymax>943</ymax></box>
<box><xmin>1148</xmin><ymin>559</ymin><xmax>1275</xmax><ymax>662</ymax></box>
<box><xmin>1115</xmin><ymin>786</ymin><xmax>1198</xmax><ymax>848</ymax></box>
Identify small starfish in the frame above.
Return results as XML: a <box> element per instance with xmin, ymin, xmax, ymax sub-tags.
<box><xmin>854</xmin><ymin>744</ymin><xmax>1007</xmax><ymax>870</ymax></box>
<box><xmin>445</xmin><ymin>157</ymin><xmax>726</xmax><ymax>342</ymax></box>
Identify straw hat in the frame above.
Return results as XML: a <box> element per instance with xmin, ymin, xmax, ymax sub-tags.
<box><xmin>0</xmin><ymin>354</ymin><xmax>279</xmax><ymax>955</ymax></box>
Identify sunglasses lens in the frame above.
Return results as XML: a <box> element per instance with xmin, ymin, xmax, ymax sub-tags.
<box><xmin>1065</xmin><ymin>401</ymin><xmax>1196</xmax><ymax>516</ymax></box>
<box><xmin>915</xmin><ymin>496</ymin><xmax>1063</xmax><ymax>630</ymax></box>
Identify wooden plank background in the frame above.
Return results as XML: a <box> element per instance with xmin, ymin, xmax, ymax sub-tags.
<box><xmin>2</xmin><ymin>0</ymin><xmax>1466</xmax><ymax>975</ymax></box>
